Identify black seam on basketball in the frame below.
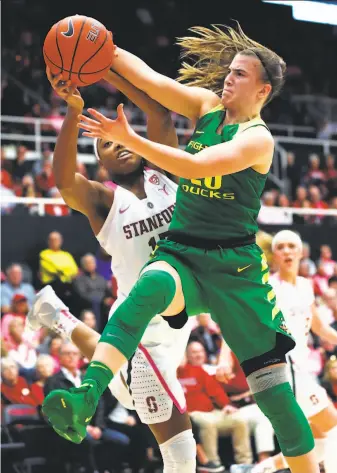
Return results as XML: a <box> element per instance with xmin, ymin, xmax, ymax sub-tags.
<box><xmin>69</xmin><ymin>18</ymin><xmax>87</xmax><ymax>81</ymax></box>
<box><xmin>55</xmin><ymin>21</ymin><xmax>64</xmax><ymax>73</ymax></box>
<box><xmin>78</xmin><ymin>29</ymin><xmax>108</xmax><ymax>78</ymax></box>
<box><xmin>43</xmin><ymin>51</ymin><xmax>111</xmax><ymax>75</ymax></box>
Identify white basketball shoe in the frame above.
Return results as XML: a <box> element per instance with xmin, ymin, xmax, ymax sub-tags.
<box><xmin>26</xmin><ymin>285</ymin><xmax>69</xmax><ymax>331</ymax></box>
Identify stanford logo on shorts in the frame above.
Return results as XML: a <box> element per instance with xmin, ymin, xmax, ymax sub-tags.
<box><xmin>146</xmin><ymin>396</ymin><xmax>158</xmax><ymax>413</ymax></box>
<box><xmin>149</xmin><ymin>174</ymin><xmax>160</xmax><ymax>185</ymax></box>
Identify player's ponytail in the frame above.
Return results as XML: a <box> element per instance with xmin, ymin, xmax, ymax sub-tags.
<box><xmin>177</xmin><ymin>23</ymin><xmax>286</xmax><ymax>105</ymax></box>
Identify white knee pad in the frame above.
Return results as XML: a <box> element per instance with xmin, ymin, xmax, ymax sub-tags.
<box><xmin>159</xmin><ymin>429</ymin><xmax>196</xmax><ymax>473</ymax></box>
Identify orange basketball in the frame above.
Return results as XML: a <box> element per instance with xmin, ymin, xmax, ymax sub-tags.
<box><xmin>43</xmin><ymin>15</ymin><xmax>114</xmax><ymax>86</ymax></box>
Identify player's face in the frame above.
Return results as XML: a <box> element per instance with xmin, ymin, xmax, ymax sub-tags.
<box><xmin>273</xmin><ymin>241</ymin><xmax>302</xmax><ymax>273</ymax></box>
<box><xmin>221</xmin><ymin>54</ymin><xmax>270</xmax><ymax>110</ymax></box>
<box><xmin>97</xmin><ymin>140</ymin><xmax>142</xmax><ymax>176</ymax></box>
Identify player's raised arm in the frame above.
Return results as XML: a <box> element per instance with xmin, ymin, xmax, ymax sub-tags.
<box><xmin>111</xmin><ymin>48</ymin><xmax>220</xmax><ymax>121</ymax></box>
<box><xmin>47</xmin><ymin>68</ymin><xmax>113</xmax><ymax>224</ymax></box>
<box><xmin>104</xmin><ymin>70</ymin><xmax>178</xmax><ymax>149</ymax></box>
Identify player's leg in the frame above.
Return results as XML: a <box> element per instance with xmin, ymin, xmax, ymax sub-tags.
<box><xmin>206</xmin><ymin>245</ymin><xmax>318</xmax><ymax>473</ymax></box>
<box><xmin>27</xmin><ymin>285</ymin><xmax>100</xmax><ymax>359</ymax></box>
<box><xmin>149</xmin><ymin>408</ymin><xmax>197</xmax><ymax>473</ymax></box>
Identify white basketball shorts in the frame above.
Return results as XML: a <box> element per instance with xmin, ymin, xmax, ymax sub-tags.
<box><xmin>107</xmin><ymin>295</ymin><xmax>192</xmax><ymax>424</ymax></box>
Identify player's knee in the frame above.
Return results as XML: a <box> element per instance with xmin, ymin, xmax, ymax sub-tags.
<box><xmin>246</xmin><ymin>363</ymin><xmax>314</xmax><ymax>457</ymax></box>
<box><xmin>141</xmin><ymin>261</ymin><xmax>185</xmax><ymax>316</ymax></box>
<box><xmin>159</xmin><ymin>429</ymin><xmax>196</xmax><ymax>473</ymax></box>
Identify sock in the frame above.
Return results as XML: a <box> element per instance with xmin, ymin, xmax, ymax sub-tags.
<box><xmin>324</xmin><ymin>425</ymin><xmax>337</xmax><ymax>473</ymax></box>
<box><xmin>81</xmin><ymin>360</ymin><xmax>114</xmax><ymax>401</ymax></box>
<box><xmin>52</xmin><ymin>309</ymin><xmax>80</xmax><ymax>340</ymax></box>
<box><xmin>100</xmin><ymin>269</ymin><xmax>176</xmax><ymax>360</ymax></box>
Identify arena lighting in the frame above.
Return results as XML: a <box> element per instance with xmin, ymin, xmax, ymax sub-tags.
<box><xmin>262</xmin><ymin>1</ymin><xmax>337</xmax><ymax>26</ymax></box>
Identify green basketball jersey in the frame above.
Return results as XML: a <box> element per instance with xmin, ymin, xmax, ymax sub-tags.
<box><xmin>169</xmin><ymin>105</ymin><xmax>271</xmax><ymax>240</ymax></box>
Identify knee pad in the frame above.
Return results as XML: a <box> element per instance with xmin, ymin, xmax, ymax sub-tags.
<box><xmin>100</xmin><ymin>270</ymin><xmax>176</xmax><ymax>359</ymax></box>
<box><xmin>159</xmin><ymin>429</ymin><xmax>196</xmax><ymax>473</ymax></box>
<box><xmin>246</xmin><ymin>364</ymin><xmax>314</xmax><ymax>457</ymax></box>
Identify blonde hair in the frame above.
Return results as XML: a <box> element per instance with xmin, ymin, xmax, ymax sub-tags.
<box><xmin>177</xmin><ymin>23</ymin><xmax>286</xmax><ymax>105</ymax></box>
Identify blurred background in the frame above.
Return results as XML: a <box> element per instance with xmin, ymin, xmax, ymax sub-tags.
<box><xmin>1</xmin><ymin>0</ymin><xmax>337</xmax><ymax>472</ymax></box>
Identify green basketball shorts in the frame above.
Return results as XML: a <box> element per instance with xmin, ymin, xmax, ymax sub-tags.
<box><xmin>144</xmin><ymin>238</ymin><xmax>295</xmax><ymax>364</ymax></box>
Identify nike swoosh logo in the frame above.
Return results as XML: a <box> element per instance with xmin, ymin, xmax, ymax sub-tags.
<box><xmin>61</xmin><ymin>18</ymin><xmax>74</xmax><ymax>37</ymax></box>
<box><xmin>237</xmin><ymin>264</ymin><xmax>252</xmax><ymax>273</ymax></box>
<box><xmin>195</xmin><ymin>131</ymin><xmax>204</xmax><ymax>134</ymax></box>
<box><xmin>119</xmin><ymin>205</ymin><xmax>130</xmax><ymax>214</ymax></box>
<box><xmin>89</xmin><ymin>363</ymin><xmax>110</xmax><ymax>371</ymax></box>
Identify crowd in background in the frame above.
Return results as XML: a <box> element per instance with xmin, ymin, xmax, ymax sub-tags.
<box><xmin>1</xmin><ymin>227</ymin><xmax>337</xmax><ymax>472</ymax></box>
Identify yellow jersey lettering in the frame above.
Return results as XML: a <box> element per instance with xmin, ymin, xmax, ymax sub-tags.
<box><xmin>222</xmin><ymin>193</ymin><xmax>235</xmax><ymax>200</ymax></box>
<box><xmin>208</xmin><ymin>190</ymin><xmax>222</xmax><ymax>199</ymax></box>
<box><xmin>205</xmin><ymin>176</ymin><xmax>222</xmax><ymax>190</ymax></box>
<box><xmin>190</xmin><ymin>186</ymin><xmax>201</xmax><ymax>195</ymax></box>
<box><xmin>191</xmin><ymin>178</ymin><xmax>202</xmax><ymax>186</ymax></box>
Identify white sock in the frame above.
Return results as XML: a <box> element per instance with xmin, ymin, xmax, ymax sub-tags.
<box><xmin>52</xmin><ymin>309</ymin><xmax>80</xmax><ymax>340</ymax></box>
<box><xmin>252</xmin><ymin>457</ymin><xmax>277</xmax><ymax>473</ymax></box>
<box><xmin>314</xmin><ymin>437</ymin><xmax>326</xmax><ymax>464</ymax></box>
<box><xmin>324</xmin><ymin>425</ymin><xmax>337</xmax><ymax>473</ymax></box>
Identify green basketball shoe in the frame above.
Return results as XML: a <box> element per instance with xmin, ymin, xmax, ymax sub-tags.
<box><xmin>42</xmin><ymin>381</ymin><xmax>99</xmax><ymax>444</ymax></box>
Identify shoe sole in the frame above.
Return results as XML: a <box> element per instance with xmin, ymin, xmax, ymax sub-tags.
<box><xmin>42</xmin><ymin>390</ymin><xmax>84</xmax><ymax>443</ymax></box>
<box><xmin>197</xmin><ymin>467</ymin><xmax>226</xmax><ymax>473</ymax></box>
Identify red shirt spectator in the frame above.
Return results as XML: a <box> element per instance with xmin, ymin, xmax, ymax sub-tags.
<box><xmin>325</xmin><ymin>154</ymin><xmax>337</xmax><ymax>180</ymax></box>
<box><xmin>35</xmin><ymin>161</ymin><xmax>55</xmax><ymax>196</ymax></box>
<box><xmin>178</xmin><ymin>363</ymin><xmax>230</xmax><ymax>412</ymax></box>
<box><xmin>313</xmin><ymin>264</ymin><xmax>329</xmax><ymax>296</ymax></box>
<box><xmin>292</xmin><ymin>186</ymin><xmax>307</xmax><ymax>208</ymax></box>
<box><xmin>1</xmin><ymin>358</ymin><xmax>41</xmax><ymax>408</ymax></box>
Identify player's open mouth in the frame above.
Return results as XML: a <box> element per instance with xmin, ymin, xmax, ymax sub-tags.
<box><xmin>117</xmin><ymin>150</ymin><xmax>133</xmax><ymax>161</ymax></box>
<box><xmin>284</xmin><ymin>257</ymin><xmax>293</xmax><ymax>263</ymax></box>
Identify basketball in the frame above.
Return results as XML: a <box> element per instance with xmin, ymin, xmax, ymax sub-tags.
<box><xmin>43</xmin><ymin>15</ymin><xmax>114</xmax><ymax>86</ymax></box>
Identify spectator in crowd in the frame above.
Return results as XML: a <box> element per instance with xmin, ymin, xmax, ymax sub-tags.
<box><xmin>308</xmin><ymin>185</ymin><xmax>326</xmax><ymax>206</ymax></box>
<box><xmin>1</xmin><ymin>263</ymin><xmax>35</xmax><ymax>313</ymax></box>
<box><xmin>7</xmin><ymin>318</ymin><xmax>37</xmax><ymax>376</ymax></box>
<box><xmin>1</xmin><ymin>293</ymin><xmax>30</xmax><ymax>343</ymax></box>
<box><xmin>216</xmin><ymin>350</ymin><xmax>275</xmax><ymax>463</ymax></box>
<box><xmin>301</xmin><ymin>242</ymin><xmax>317</xmax><ymax>276</ymax></box>
<box><xmin>39</xmin><ymin>231</ymin><xmax>78</xmax><ymax>285</ymax></box>
<box><xmin>321</xmin><ymin>357</ymin><xmax>337</xmax><ymax>408</ymax></box>
<box><xmin>292</xmin><ymin>186</ymin><xmax>308</xmax><ymax>208</ymax></box>
<box><xmin>285</xmin><ymin>151</ymin><xmax>302</xmax><ymax>199</ymax></box>
<box><xmin>44</xmin><ymin>341</ymin><xmax>82</xmax><ymax>393</ymax></box>
<box><xmin>258</xmin><ymin>191</ymin><xmax>292</xmax><ymax>225</ymax></box>
<box><xmin>80</xmin><ymin>309</ymin><xmax>97</xmax><ymax>330</ymax></box>
<box><xmin>317</xmin><ymin>245</ymin><xmax>337</xmax><ymax>278</ymax></box>
<box><xmin>44</xmin><ymin>187</ymin><xmax>70</xmax><ymax>216</ymax></box>
<box><xmin>328</xmin><ymin>196</ymin><xmax>337</xmax><ymax>226</ymax></box>
<box><xmin>1</xmin><ymin>358</ymin><xmax>41</xmax><ymax>408</ymax></box>
<box><xmin>11</xmin><ymin>145</ymin><xmax>32</xmax><ymax>183</ymax></box>
<box><xmin>304</xmin><ymin>154</ymin><xmax>326</xmax><ymax>187</ymax></box>
<box><xmin>298</xmin><ymin>261</ymin><xmax>313</xmax><ymax>283</ymax></box>
<box><xmin>73</xmin><ymin>253</ymin><xmax>108</xmax><ymax>323</ymax></box>
<box><xmin>190</xmin><ymin>313</ymin><xmax>222</xmax><ymax>364</ymax></box>
<box><xmin>325</xmin><ymin>154</ymin><xmax>337</xmax><ymax>181</ymax></box>
<box><xmin>178</xmin><ymin>341</ymin><xmax>252</xmax><ymax>469</ymax></box>
<box><xmin>18</xmin><ymin>174</ymin><xmax>36</xmax><ymax>198</ymax></box>
<box><xmin>35</xmin><ymin>160</ymin><xmax>55</xmax><ymax>197</ymax></box>
<box><xmin>30</xmin><ymin>354</ymin><xmax>55</xmax><ymax>405</ymax></box>
<box><xmin>277</xmin><ymin>193</ymin><xmax>290</xmax><ymax>208</ymax></box>
<box><xmin>32</xmin><ymin>144</ymin><xmax>52</xmax><ymax>176</ymax></box>
<box><xmin>313</xmin><ymin>263</ymin><xmax>330</xmax><ymax>296</ymax></box>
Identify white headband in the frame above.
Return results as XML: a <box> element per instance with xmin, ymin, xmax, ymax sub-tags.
<box><xmin>93</xmin><ymin>138</ymin><xmax>100</xmax><ymax>161</ymax></box>
<box><xmin>272</xmin><ymin>230</ymin><xmax>303</xmax><ymax>252</ymax></box>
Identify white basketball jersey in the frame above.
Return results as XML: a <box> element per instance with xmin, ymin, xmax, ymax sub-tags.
<box><xmin>270</xmin><ymin>274</ymin><xmax>315</xmax><ymax>370</ymax></box>
<box><xmin>96</xmin><ymin>169</ymin><xmax>177</xmax><ymax>298</ymax></box>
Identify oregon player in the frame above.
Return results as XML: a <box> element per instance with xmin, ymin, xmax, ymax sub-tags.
<box><xmin>43</xmin><ymin>24</ymin><xmax>319</xmax><ymax>473</ymax></box>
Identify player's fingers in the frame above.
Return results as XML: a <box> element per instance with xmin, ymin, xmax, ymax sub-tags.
<box><xmin>82</xmin><ymin>131</ymin><xmax>98</xmax><ymax>138</ymax></box>
<box><xmin>87</xmin><ymin>108</ymin><xmax>107</xmax><ymax>122</ymax></box>
<box><xmin>78</xmin><ymin>114</ymin><xmax>100</xmax><ymax>126</ymax></box>
<box><xmin>77</xmin><ymin>122</ymin><xmax>97</xmax><ymax>132</ymax></box>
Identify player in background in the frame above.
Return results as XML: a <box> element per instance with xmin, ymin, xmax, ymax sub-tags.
<box><xmin>230</xmin><ymin>230</ymin><xmax>337</xmax><ymax>473</ymax></box>
<box><xmin>43</xmin><ymin>24</ymin><xmax>319</xmax><ymax>473</ymax></box>
<box><xmin>28</xmin><ymin>68</ymin><xmax>204</xmax><ymax>473</ymax></box>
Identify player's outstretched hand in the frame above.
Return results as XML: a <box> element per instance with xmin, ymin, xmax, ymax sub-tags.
<box><xmin>46</xmin><ymin>67</ymin><xmax>84</xmax><ymax>112</ymax></box>
<box><xmin>78</xmin><ymin>104</ymin><xmax>135</xmax><ymax>146</ymax></box>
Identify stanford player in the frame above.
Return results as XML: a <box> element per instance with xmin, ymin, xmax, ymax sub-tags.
<box><xmin>27</xmin><ymin>68</ymin><xmax>209</xmax><ymax>472</ymax></box>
